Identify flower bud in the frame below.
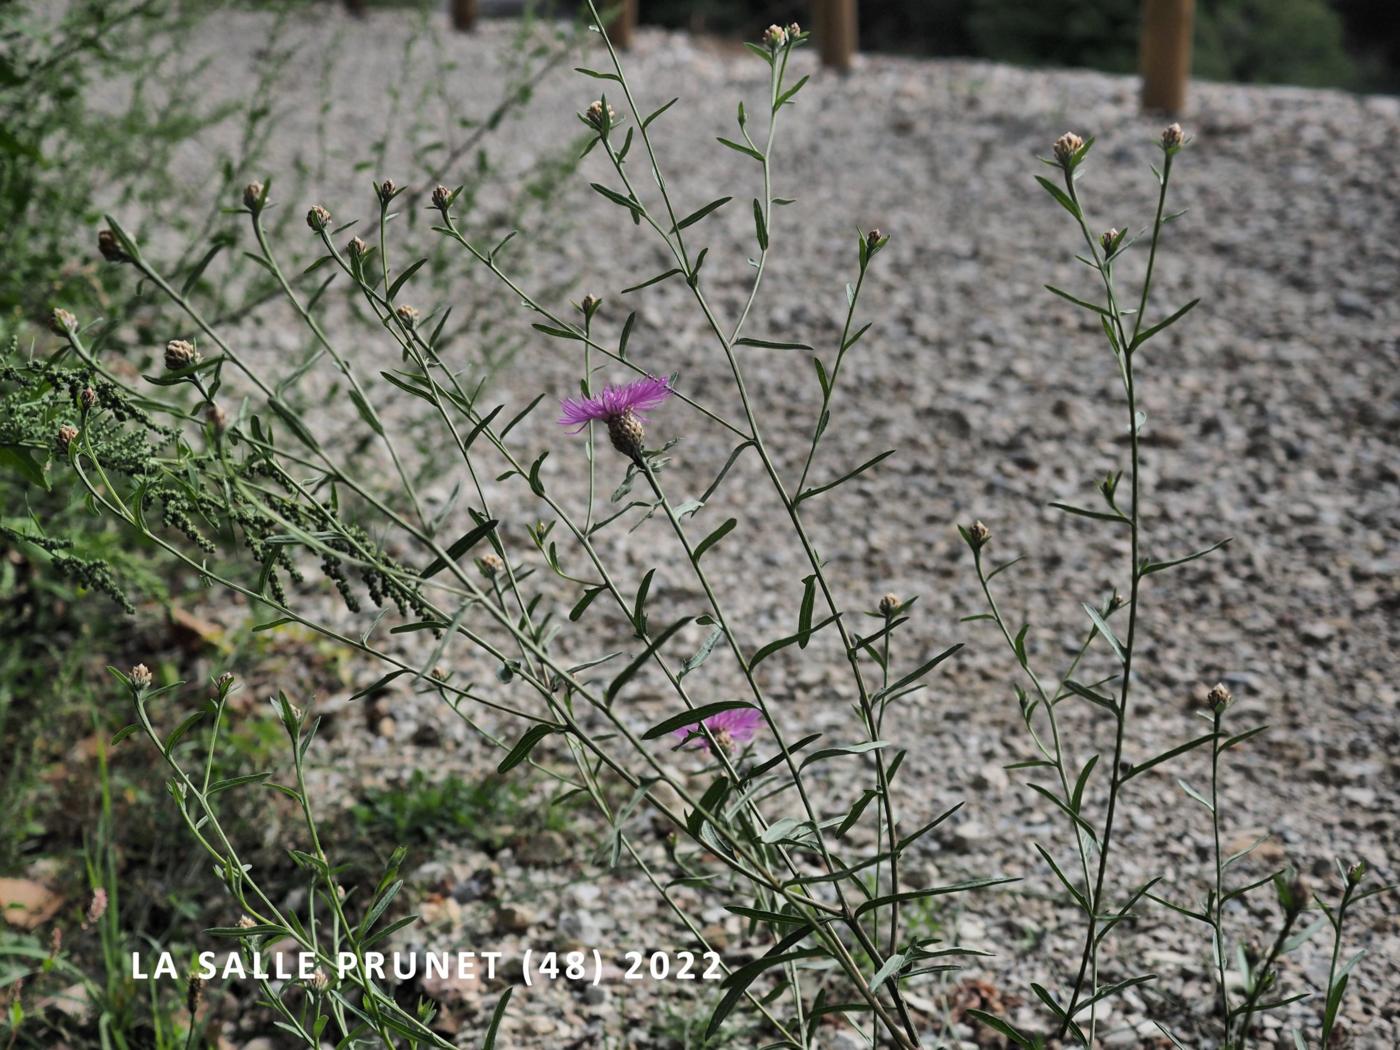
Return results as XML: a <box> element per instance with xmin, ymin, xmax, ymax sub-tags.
<box><xmin>581</xmin><ymin>293</ymin><xmax>601</xmax><ymax>318</ymax></box>
<box><xmin>236</xmin><ymin>914</ymin><xmax>257</xmax><ymax>929</ymax></box>
<box><xmin>216</xmin><ymin>671</ymin><xmax>235</xmax><ymax>691</ymax></box>
<box><xmin>348</xmin><ymin>236</ymin><xmax>368</xmax><ymax>259</ymax></box>
<box><xmin>242</xmin><ymin>181</ymin><xmax>264</xmax><ymax>211</ymax></box>
<box><xmin>206</xmin><ymin>403</ymin><xmax>228</xmax><ymax>433</ymax></box>
<box><xmin>878</xmin><ymin>593</ymin><xmax>900</xmax><ymax>616</ymax></box>
<box><xmin>1108</xmin><ymin>589</ymin><xmax>1125</xmax><ymax>611</ymax></box>
<box><xmin>585</xmin><ymin>99</ymin><xmax>617</xmax><ymax>131</ymax></box>
<box><xmin>478</xmin><ymin>552</ymin><xmax>504</xmax><ymax>579</ymax></box>
<box><xmin>164</xmin><ymin>339</ymin><xmax>199</xmax><ymax>371</ymax></box>
<box><xmin>56</xmin><ymin>424</ymin><xmax>79</xmax><ymax>451</ymax></box>
<box><xmin>376</xmin><ymin>178</ymin><xmax>397</xmax><ymax>205</ymax></box>
<box><xmin>1346</xmin><ymin>860</ymin><xmax>1367</xmax><ymax>886</ymax></box>
<box><xmin>187</xmin><ymin>974</ymin><xmax>204</xmax><ymax>1015</ymax></box>
<box><xmin>431</xmin><ymin>184</ymin><xmax>453</xmax><ymax>211</ymax></box>
<box><xmin>966</xmin><ymin>520</ymin><xmax>991</xmax><ymax>551</ymax></box>
<box><xmin>97</xmin><ymin>229</ymin><xmax>128</xmax><ymax>263</ymax></box>
<box><xmin>763</xmin><ymin>24</ymin><xmax>788</xmax><ymax>49</ymax></box>
<box><xmin>1101</xmin><ymin>228</ymin><xmax>1119</xmax><ymax>254</ymax></box>
<box><xmin>306</xmin><ymin>204</ymin><xmax>331</xmax><ymax>232</ymax></box>
<box><xmin>1053</xmin><ymin>132</ymin><xmax>1084</xmax><ymax>166</ymax></box>
<box><xmin>395</xmin><ymin>304</ymin><xmax>419</xmax><ymax>329</ymax></box>
<box><xmin>50</xmin><ymin>308</ymin><xmax>77</xmax><ymax>336</ymax></box>
<box><xmin>1161</xmin><ymin>123</ymin><xmax>1185</xmax><ymax>150</ymax></box>
<box><xmin>1206</xmin><ymin>682</ymin><xmax>1233</xmax><ymax>712</ymax></box>
<box><xmin>311</xmin><ymin>968</ymin><xmax>330</xmax><ymax>993</ymax></box>
<box><xmin>86</xmin><ymin>888</ymin><xmax>108</xmax><ymax>925</ymax></box>
<box><xmin>81</xmin><ymin>387</ymin><xmax>97</xmax><ymax>410</ymax></box>
<box><xmin>130</xmin><ymin>663</ymin><xmax>152</xmax><ymax>689</ymax></box>
<box><xmin>787</xmin><ymin>22</ymin><xmax>801</xmax><ymax>38</ymax></box>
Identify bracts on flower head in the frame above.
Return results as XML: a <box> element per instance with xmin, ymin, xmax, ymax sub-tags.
<box><xmin>559</xmin><ymin>375</ymin><xmax>673</xmax><ymax>466</ymax></box>
<box><xmin>1053</xmin><ymin>131</ymin><xmax>1085</xmax><ymax>167</ymax></box>
<box><xmin>165</xmin><ymin>339</ymin><xmax>200</xmax><ymax>371</ymax></box>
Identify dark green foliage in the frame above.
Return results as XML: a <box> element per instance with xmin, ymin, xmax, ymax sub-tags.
<box><xmin>968</xmin><ymin>0</ymin><xmax>1358</xmax><ymax>88</ymax></box>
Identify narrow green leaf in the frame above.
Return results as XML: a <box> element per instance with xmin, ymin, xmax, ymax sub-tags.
<box><xmin>420</xmin><ymin>519</ymin><xmax>498</xmax><ymax>578</ymax></box>
<box><xmin>693</xmin><ymin>517</ymin><xmax>736</xmax><ymax>561</ymax></box>
<box><xmin>644</xmin><ymin>700</ymin><xmax>756</xmax><ymax>741</ymax></box>
<box><xmin>497</xmin><ymin>724</ymin><xmax>560</xmax><ymax>773</ymax></box>
<box><xmin>674</xmin><ymin>196</ymin><xmax>732</xmax><ymax>231</ymax></box>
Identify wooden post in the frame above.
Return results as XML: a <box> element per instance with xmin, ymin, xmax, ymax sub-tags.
<box><xmin>814</xmin><ymin>0</ymin><xmax>857</xmax><ymax>73</ymax></box>
<box><xmin>1140</xmin><ymin>0</ymin><xmax>1194</xmax><ymax>113</ymax></box>
<box><xmin>450</xmin><ymin>0</ymin><xmax>477</xmax><ymax>32</ymax></box>
<box><xmin>606</xmin><ymin>0</ymin><xmax>638</xmax><ymax>50</ymax></box>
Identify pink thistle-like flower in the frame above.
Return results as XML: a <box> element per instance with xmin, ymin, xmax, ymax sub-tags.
<box><xmin>674</xmin><ymin>706</ymin><xmax>764</xmax><ymax>752</ymax></box>
<box><xmin>559</xmin><ymin>375</ymin><xmax>673</xmax><ymax>464</ymax></box>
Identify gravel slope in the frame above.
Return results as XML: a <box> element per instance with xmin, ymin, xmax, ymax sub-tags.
<box><xmin>121</xmin><ymin>8</ymin><xmax>1400</xmax><ymax>1048</ymax></box>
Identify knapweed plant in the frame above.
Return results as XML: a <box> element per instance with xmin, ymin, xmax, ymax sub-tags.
<box><xmin>7</xmin><ymin>8</ymin><xmax>1385</xmax><ymax>1048</ymax></box>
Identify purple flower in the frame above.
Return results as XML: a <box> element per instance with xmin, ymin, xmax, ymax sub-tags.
<box><xmin>674</xmin><ymin>706</ymin><xmax>764</xmax><ymax>752</ymax></box>
<box><xmin>558</xmin><ymin>375</ymin><xmax>672</xmax><ymax>429</ymax></box>
<box><xmin>559</xmin><ymin>375</ymin><xmax>673</xmax><ymax>463</ymax></box>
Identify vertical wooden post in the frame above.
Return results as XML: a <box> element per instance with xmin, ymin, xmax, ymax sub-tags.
<box><xmin>815</xmin><ymin>0</ymin><xmax>857</xmax><ymax>73</ymax></box>
<box><xmin>1140</xmin><ymin>0</ymin><xmax>1194</xmax><ymax>113</ymax></box>
<box><xmin>450</xmin><ymin>0</ymin><xmax>478</xmax><ymax>32</ymax></box>
<box><xmin>606</xmin><ymin>0</ymin><xmax>638</xmax><ymax>50</ymax></box>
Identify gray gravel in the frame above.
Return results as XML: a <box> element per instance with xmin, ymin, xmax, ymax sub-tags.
<box><xmin>111</xmin><ymin>7</ymin><xmax>1399</xmax><ymax>1048</ymax></box>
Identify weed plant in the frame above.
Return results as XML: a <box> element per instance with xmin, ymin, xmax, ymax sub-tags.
<box><xmin>0</xmin><ymin>8</ymin><xmax>1389</xmax><ymax>1049</ymax></box>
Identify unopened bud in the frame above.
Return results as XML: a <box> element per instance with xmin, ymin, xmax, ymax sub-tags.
<box><xmin>581</xmin><ymin>294</ymin><xmax>601</xmax><ymax>315</ymax></box>
<box><xmin>56</xmin><ymin>424</ymin><xmax>79</xmax><ymax>451</ymax></box>
<box><xmin>206</xmin><ymin>403</ymin><xmax>228</xmax><ymax>433</ymax></box>
<box><xmin>97</xmin><ymin>229</ymin><xmax>127</xmax><ymax>263</ymax></box>
<box><xmin>967</xmin><ymin>520</ymin><xmax>991</xmax><ymax>551</ymax></box>
<box><xmin>306</xmin><ymin>204</ymin><xmax>331</xmax><ymax>232</ymax></box>
<box><xmin>376</xmin><ymin>178</ymin><xmax>397</xmax><ymax>205</ymax></box>
<box><xmin>130</xmin><ymin>663</ymin><xmax>152</xmax><ymax>689</ymax></box>
<box><xmin>242</xmin><ymin>181</ymin><xmax>264</xmax><ymax>211</ymax></box>
<box><xmin>187</xmin><ymin>974</ymin><xmax>204</xmax><ymax>1015</ymax></box>
<box><xmin>395</xmin><ymin>304</ymin><xmax>419</xmax><ymax>329</ymax></box>
<box><xmin>478</xmin><ymin>552</ymin><xmax>504</xmax><ymax>579</ymax></box>
<box><xmin>763</xmin><ymin>24</ymin><xmax>788</xmax><ymax>49</ymax></box>
<box><xmin>311</xmin><ymin>968</ymin><xmax>330</xmax><ymax>993</ymax></box>
<box><xmin>85</xmin><ymin>888</ymin><xmax>108</xmax><ymax>925</ymax></box>
<box><xmin>1101</xmin><ymin>228</ymin><xmax>1119</xmax><ymax>254</ymax></box>
<box><xmin>348</xmin><ymin>236</ymin><xmax>368</xmax><ymax>259</ymax></box>
<box><xmin>585</xmin><ymin>99</ymin><xmax>617</xmax><ymax>131</ymax></box>
<box><xmin>216</xmin><ymin>671</ymin><xmax>235</xmax><ymax>691</ymax></box>
<box><xmin>1206</xmin><ymin>682</ymin><xmax>1233</xmax><ymax>712</ymax></box>
<box><xmin>878</xmin><ymin>593</ymin><xmax>900</xmax><ymax>616</ymax></box>
<box><xmin>1161</xmin><ymin>123</ymin><xmax>1185</xmax><ymax>150</ymax></box>
<box><xmin>787</xmin><ymin>22</ymin><xmax>801</xmax><ymax>38</ymax></box>
<box><xmin>164</xmin><ymin>339</ymin><xmax>199</xmax><ymax>371</ymax></box>
<box><xmin>81</xmin><ymin>386</ymin><xmax>98</xmax><ymax>410</ymax></box>
<box><xmin>431</xmin><ymin>184</ymin><xmax>453</xmax><ymax>210</ymax></box>
<box><xmin>1346</xmin><ymin>860</ymin><xmax>1367</xmax><ymax>886</ymax></box>
<box><xmin>1109</xmin><ymin>589</ymin><xmax>1125</xmax><ymax>611</ymax></box>
<box><xmin>50</xmin><ymin>308</ymin><xmax>77</xmax><ymax>336</ymax></box>
<box><xmin>1053</xmin><ymin>131</ymin><xmax>1084</xmax><ymax>166</ymax></box>
<box><xmin>236</xmin><ymin>914</ymin><xmax>257</xmax><ymax>929</ymax></box>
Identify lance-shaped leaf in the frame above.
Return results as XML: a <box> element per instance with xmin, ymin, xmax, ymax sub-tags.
<box><xmin>1141</xmin><ymin>537</ymin><xmax>1230</xmax><ymax>576</ymax></box>
<box><xmin>673</xmin><ymin>196</ymin><xmax>732</xmax><ymax>231</ymax></box>
<box><xmin>420</xmin><ymin>519</ymin><xmax>498</xmax><ymax>579</ymax></box>
<box><xmin>644</xmin><ymin>700</ymin><xmax>756</xmax><ymax>741</ymax></box>
<box><xmin>497</xmin><ymin>723</ymin><xmax>562</xmax><ymax>773</ymax></box>
<box><xmin>606</xmin><ymin>617</ymin><xmax>695</xmax><ymax>702</ymax></box>
<box><xmin>1130</xmin><ymin>298</ymin><xmax>1199</xmax><ymax>351</ymax></box>
<box><xmin>693</xmin><ymin>518</ymin><xmax>737</xmax><ymax>561</ymax></box>
<box><xmin>708</xmin><ymin>924</ymin><xmax>818</xmax><ymax>1037</ymax></box>
<box><xmin>796</xmin><ymin>449</ymin><xmax>895</xmax><ymax>504</ymax></box>
<box><xmin>1082</xmin><ymin>602</ymin><xmax>1126</xmax><ymax>663</ymax></box>
<box><xmin>872</xmin><ymin>643</ymin><xmax>964</xmax><ymax>703</ymax></box>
